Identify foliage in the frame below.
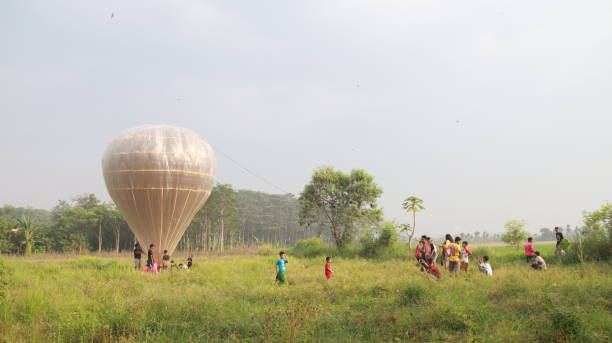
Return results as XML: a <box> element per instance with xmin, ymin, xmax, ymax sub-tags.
<box><xmin>359</xmin><ymin>222</ymin><xmax>400</xmax><ymax>259</ymax></box>
<box><xmin>401</xmin><ymin>196</ymin><xmax>424</xmax><ymax>249</ymax></box>
<box><xmin>0</xmin><ymin>257</ymin><xmax>11</xmax><ymax>302</ymax></box>
<box><xmin>290</xmin><ymin>237</ymin><xmax>332</xmax><ymax>258</ymax></box>
<box><xmin>501</xmin><ymin>220</ymin><xmax>528</xmax><ymax>249</ymax></box>
<box><xmin>299</xmin><ymin>167</ymin><xmax>383</xmax><ymax>249</ymax></box>
<box><xmin>564</xmin><ymin>203</ymin><xmax>611</xmax><ymax>263</ymax></box>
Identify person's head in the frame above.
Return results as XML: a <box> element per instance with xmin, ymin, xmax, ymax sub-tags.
<box><xmin>462</xmin><ymin>241</ymin><xmax>468</xmax><ymax>247</ymax></box>
<box><xmin>483</xmin><ymin>255</ymin><xmax>489</xmax><ymax>262</ymax></box>
<box><xmin>279</xmin><ymin>251</ymin><xmax>286</xmax><ymax>258</ymax></box>
<box><xmin>426</xmin><ymin>236</ymin><xmax>432</xmax><ymax>243</ymax></box>
<box><xmin>528</xmin><ymin>237</ymin><xmax>533</xmax><ymax>242</ymax></box>
<box><xmin>454</xmin><ymin>236</ymin><xmax>461</xmax><ymax>243</ymax></box>
<box><xmin>149</xmin><ymin>244</ymin><xmax>154</xmax><ymax>249</ymax></box>
<box><xmin>554</xmin><ymin>227</ymin><xmax>560</xmax><ymax>232</ymax></box>
<box><xmin>163</xmin><ymin>250</ymin><xmax>168</xmax><ymax>254</ymax></box>
<box><xmin>535</xmin><ymin>251</ymin><xmax>541</xmax><ymax>256</ymax></box>
<box><xmin>445</xmin><ymin>234</ymin><xmax>453</xmax><ymax>242</ymax></box>
<box><xmin>135</xmin><ymin>243</ymin><xmax>140</xmax><ymax>248</ymax></box>
<box><xmin>326</xmin><ymin>256</ymin><xmax>331</xmax><ymax>262</ymax></box>
<box><xmin>179</xmin><ymin>263</ymin><xmax>183</xmax><ymax>267</ymax></box>
<box><xmin>170</xmin><ymin>260</ymin><xmax>174</xmax><ymax>263</ymax></box>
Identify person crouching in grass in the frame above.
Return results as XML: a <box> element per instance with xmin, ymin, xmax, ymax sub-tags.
<box><xmin>275</xmin><ymin>251</ymin><xmax>289</xmax><ymax>285</ymax></box>
<box><xmin>531</xmin><ymin>251</ymin><xmax>547</xmax><ymax>270</ymax></box>
<box><xmin>460</xmin><ymin>241</ymin><xmax>471</xmax><ymax>272</ymax></box>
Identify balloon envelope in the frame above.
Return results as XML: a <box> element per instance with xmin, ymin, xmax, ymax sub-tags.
<box><xmin>102</xmin><ymin>125</ymin><xmax>216</xmax><ymax>260</ymax></box>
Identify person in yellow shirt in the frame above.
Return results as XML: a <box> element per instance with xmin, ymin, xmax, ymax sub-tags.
<box><xmin>448</xmin><ymin>236</ymin><xmax>462</xmax><ymax>275</ymax></box>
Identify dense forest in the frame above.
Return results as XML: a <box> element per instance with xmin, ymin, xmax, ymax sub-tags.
<box><xmin>0</xmin><ymin>185</ymin><xmax>320</xmax><ymax>255</ymax></box>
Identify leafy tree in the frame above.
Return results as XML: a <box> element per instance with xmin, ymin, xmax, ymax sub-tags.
<box><xmin>401</xmin><ymin>196</ymin><xmax>424</xmax><ymax>249</ymax></box>
<box><xmin>299</xmin><ymin>167</ymin><xmax>383</xmax><ymax>249</ymax></box>
<box><xmin>501</xmin><ymin>220</ymin><xmax>528</xmax><ymax>249</ymax></box>
<box><xmin>17</xmin><ymin>216</ymin><xmax>38</xmax><ymax>256</ymax></box>
<box><xmin>539</xmin><ymin>227</ymin><xmax>554</xmax><ymax>241</ymax></box>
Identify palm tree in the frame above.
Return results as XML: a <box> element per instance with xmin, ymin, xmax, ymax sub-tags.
<box><xmin>401</xmin><ymin>196</ymin><xmax>425</xmax><ymax>249</ymax></box>
<box><xmin>17</xmin><ymin>215</ymin><xmax>37</xmax><ymax>256</ymax></box>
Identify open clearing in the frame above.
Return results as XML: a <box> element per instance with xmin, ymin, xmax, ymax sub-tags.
<box><xmin>0</xmin><ymin>246</ymin><xmax>610</xmax><ymax>343</ymax></box>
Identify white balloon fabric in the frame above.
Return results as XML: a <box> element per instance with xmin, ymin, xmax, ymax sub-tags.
<box><xmin>102</xmin><ymin>125</ymin><xmax>216</xmax><ymax>260</ymax></box>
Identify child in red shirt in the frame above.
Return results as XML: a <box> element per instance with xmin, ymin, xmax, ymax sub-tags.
<box><xmin>325</xmin><ymin>257</ymin><xmax>333</xmax><ymax>280</ymax></box>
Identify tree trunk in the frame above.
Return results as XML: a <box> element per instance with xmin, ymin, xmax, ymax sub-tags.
<box><xmin>220</xmin><ymin>209</ymin><xmax>225</xmax><ymax>252</ymax></box>
<box><xmin>114</xmin><ymin>227</ymin><xmax>120</xmax><ymax>255</ymax></box>
<box><xmin>98</xmin><ymin>221</ymin><xmax>102</xmax><ymax>253</ymax></box>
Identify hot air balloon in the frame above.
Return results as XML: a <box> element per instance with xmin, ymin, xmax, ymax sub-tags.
<box><xmin>102</xmin><ymin>125</ymin><xmax>216</xmax><ymax>262</ymax></box>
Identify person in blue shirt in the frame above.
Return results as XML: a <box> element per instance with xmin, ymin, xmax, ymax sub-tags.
<box><xmin>275</xmin><ymin>251</ymin><xmax>289</xmax><ymax>285</ymax></box>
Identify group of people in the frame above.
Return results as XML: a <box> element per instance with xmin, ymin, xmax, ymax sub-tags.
<box><xmin>133</xmin><ymin>243</ymin><xmax>193</xmax><ymax>273</ymax></box>
<box><xmin>415</xmin><ymin>234</ymin><xmax>492</xmax><ymax>280</ymax></box>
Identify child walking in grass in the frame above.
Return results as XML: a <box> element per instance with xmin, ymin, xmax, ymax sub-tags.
<box><xmin>275</xmin><ymin>251</ymin><xmax>289</xmax><ymax>285</ymax></box>
<box><xmin>460</xmin><ymin>241</ymin><xmax>471</xmax><ymax>272</ymax></box>
<box><xmin>325</xmin><ymin>257</ymin><xmax>333</xmax><ymax>280</ymax></box>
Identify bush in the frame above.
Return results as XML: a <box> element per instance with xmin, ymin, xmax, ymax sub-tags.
<box><xmin>399</xmin><ymin>283</ymin><xmax>428</xmax><ymax>306</ymax></box>
<box><xmin>0</xmin><ymin>257</ymin><xmax>12</xmax><ymax>302</ymax></box>
<box><xmin>257</xmin><ymin>244</ymin><xmax>275</xmax><ymax>256</ymax></box>
<box><xmin>290</xmin><ymin>238</ymin><xmax>332</xmax><ymax>258</ymax></box>
<box><xmin>359</xmin><ymin>222</ymin><xmax>401</xmax><ymax>259</ymax></box>
<box><xmin>540</xmin><ymin>307</ymin><xmax>592</xmax><ymax>343</ymax></box>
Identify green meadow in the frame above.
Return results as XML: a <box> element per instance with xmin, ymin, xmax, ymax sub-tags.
<box><xmin>0</xmin><ymin>246</ymin><xmax>610</xmax><ymax>343</ymax></box>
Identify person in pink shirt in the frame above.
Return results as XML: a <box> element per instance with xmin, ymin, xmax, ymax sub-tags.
<box><xmin>524</xmin><ymin>237</ymin><xmax>536</xmax><ymax>263</ymax></box>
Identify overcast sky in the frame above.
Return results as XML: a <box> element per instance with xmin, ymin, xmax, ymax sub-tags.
<box><xmin>1</xmin><ymin>0</ymin><xmax>610</xmax><ymax>236</ymax></box>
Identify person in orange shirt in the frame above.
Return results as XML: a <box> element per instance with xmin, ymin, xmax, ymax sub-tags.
<box><xmin>325</xmin><ymin>256</ymin><xmax>333</xmax><ymax>280</ymax></box>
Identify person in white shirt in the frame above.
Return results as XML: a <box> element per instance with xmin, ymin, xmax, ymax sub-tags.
<box><xmin>478</xmin><ymin>256</ymin><xmax>493</xmax><ymax>276</ymax></box>
<box><xmin>531</xmin><ymin>251</ymin><xmax>547</xmax><ymax>270</ymax></box>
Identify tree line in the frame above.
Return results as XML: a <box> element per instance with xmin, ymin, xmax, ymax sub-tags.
<box><xmin>0</xmin><ymin>186</ymin><xmax>319</xmax><ymax>255</ymax></box>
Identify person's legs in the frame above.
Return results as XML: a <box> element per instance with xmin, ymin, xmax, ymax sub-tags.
<box><xmin>460</xmin><ymin>262</ymin><xmax>468</xmax><ymax>272</ymax></box>
<box><xmin>276</xmin><ymin>272</ymin><xmax>286</xmax><ymax>285</ymax></box>
<box><xmin>449</xmin><ymin>261</ymin><xmax>459</xmax><ymax>274</ymax></box>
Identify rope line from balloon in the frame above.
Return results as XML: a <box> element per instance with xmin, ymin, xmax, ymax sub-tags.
<box><xmin>109</xmin><ymin>151</ymin><xmax>215</xmax><ymax>159</ymax></box>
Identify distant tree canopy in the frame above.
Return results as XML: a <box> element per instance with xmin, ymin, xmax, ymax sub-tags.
<box><xmin>298</xmin><ymin>167</ymin><xmax>383</xmax><ymax>249</ymax></box>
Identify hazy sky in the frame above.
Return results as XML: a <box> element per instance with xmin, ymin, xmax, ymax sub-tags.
<box><xmin>1</xmin><ymin>0</ymin><xmax>610</xmax><ymax>236</ymax></box>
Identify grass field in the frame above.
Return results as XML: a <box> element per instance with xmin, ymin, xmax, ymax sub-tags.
<box><xmin>0</xmin><ymin>245</ymin><xmax>610</xmax><ymax>343</ymax></box>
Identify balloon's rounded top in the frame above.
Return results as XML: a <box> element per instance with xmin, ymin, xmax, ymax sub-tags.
<box><xmin>101</xmin><ymin>125</ymin><xmax>216</xmax><ymax>257</ymax></box>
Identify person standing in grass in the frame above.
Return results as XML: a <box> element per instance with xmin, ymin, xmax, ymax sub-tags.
<box><xmin>427</xmin><ymin>237</ymin><xmax>438</xmax><ymax>263</ymax></box>
<box><xmin>147</xmin><ymin>244</ymin><xmax>155</xmax><ymax>269</ymax></box>
<box><xmin>554</xmin><ymin>227</ymin><xmax>564</xmax><ymax>255</ymax></box>
<box><xmin>448</xmin><ymin>237</ymin><xmax>462</xmax><ymax>275</ymax></box>
<box><xmin>531</xmin><ymin>251</ymin><xmax>547</xmax><ymax>270</ymax></box>
<box><xmin>478</xmin><ymin>256</ymin><xmax>493</xmax><ymax>276</ymax></box>
<box><xmin>325</xmin><ymin>257</ymin><xmax>333</xmax><ymax>280</ymax></box>
<box><xmin>162</xmin><ymin>250</ymin><xmax>170</xmax><ymax>270</ymax></box>
<box><xmin>275</xmin><ymin>251</ymin><xmax>289</xmax><ymax>285</ymax></box>
<box><xmin>187</xmin><ymin>255</ymin><xmax>193</xmax><ymax>269</ymax></box>
<box><xmin>440</xmin><ymin>234</ymin><xmax>453</xmax><ymax>271</ymax></box>
<box><xmin>524</xmin><ymin>237</ymin><xmax>536</xmax><ymax>263</ymax></box>
<box><xmin>460</xmin><ymin>241</ymin><xmax>471</xmax><ymax>272</ymax></box>
<box><xmin>133</xmin><ymin>243</ymin><xmax>143</xmax><ymax>270</ymax></box>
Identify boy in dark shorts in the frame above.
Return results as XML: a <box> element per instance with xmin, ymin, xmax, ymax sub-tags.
<box><xmin>133</xmin><ymin>243</ymin><xmax>143</xmax><ymax>269</ymax></box>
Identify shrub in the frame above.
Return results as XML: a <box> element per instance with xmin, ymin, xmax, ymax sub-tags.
<box><xmin>290</xmin><ymin>238</ymin><xmax>332</xmax><ymax>258</ymax></box>
<box><xmin>541</xmin><ymin>307</ymin><xmax>591</xmax><ymax>343</ymax></box>
<box><xmin>359</xmin><ymin>222</ymin><xmax>401</xmax><ymax>259</ymax></box>
<box><xmin>0</xmin><ymin>257</ymin><xmax>11</xmax><ymax>301</ymax></box>
<box><xmin>257</xmin><ymin>244</ymin><xmax>275</xmax><ymax>256</ymax></box>
<box><xmin>399</xmin><ymin>283</ymin><xmax>428</xmax><ymax>306</ymax></box>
